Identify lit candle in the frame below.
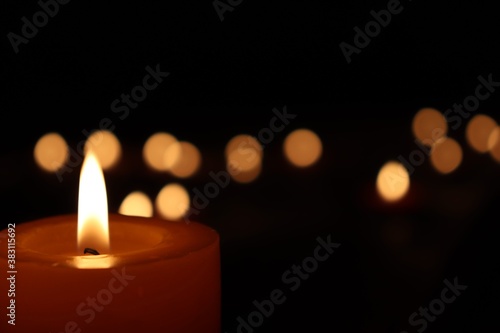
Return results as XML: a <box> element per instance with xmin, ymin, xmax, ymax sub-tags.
<box><xmin>0</xmin><ymin>151</ymin><xmax>220</xmax><ymax>333</ymax></box>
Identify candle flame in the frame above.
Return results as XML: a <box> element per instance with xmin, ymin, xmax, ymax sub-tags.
<box><xmin>78</xmin><ymin>150</ymin><xmax>110</xmax><ymax>253</ymax></box>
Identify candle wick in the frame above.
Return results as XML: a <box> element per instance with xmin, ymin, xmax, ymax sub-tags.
<box><xmin>83</xmin><ymin>248</ymin><xmax>100</xmax><ymax>255</ymax></box>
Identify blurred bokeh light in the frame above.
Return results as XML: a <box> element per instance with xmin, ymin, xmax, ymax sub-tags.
<box><xmin>155</xmin><ymin>183</ymin><xmax>190</xmax><ymax>220</ymax></box>
<box><xmin>33</xmin><ymin>132</ymin><xmax>69</xmax><ymax>172</ymax></box>
<box><xmin>488</xmin><ymin>127</ymin><xmax>500</xmax><ymax>163</ymax></box>
<box><xmin>227</xmin><ymin>156</ymin><xmax>262</xmax><ymax>183</ymax></box>
<box><xmin>118</xmin><ymin>191</ymin><xmax>153</xmax><ymax>217</ymax></box>
<box><xmin>283</xmin><ymin>129</ymin><xmax>323</xmax><ymax>167</ymax></box>
<box><xmin>84</xmin><ymin>130</ymin><xmax>121</xmax><ymax>170</ymax></box>
<box><xmin>143</xmin><ymin>132</ymin><xmax>179</xmax><ymax>171</ymax></box>
<box><xmin>466</xmin><ymin>114</ymin><xmax>498</xmax><ymax>153</ymax></box>
<box><xmin>163</xmin><ymin>141</ymin><xmax>182</xmax><ymax>171</ymax></box>
<box><xmin>376</xmin><ymin>161</ymin><xmax>410</xmax><ymax>202</ymax></box>
<box><xmin>430</xmin><ymin>137</ymin><xmax>463</xmax><ymax>174</ymax></box>
<box><xmin>225</xmin><ymin>134</ymin><xmax>262</xmax><ymax>172</ymax></box>
<box><xmin>170</xmin><ymin>141</ymin><xmax>202</xmax><ymax>178</ymax></box>
<box><xmin>412</xmin><ymin>107</ymin><xmax>448</xmax><ymax>146</ymax></box>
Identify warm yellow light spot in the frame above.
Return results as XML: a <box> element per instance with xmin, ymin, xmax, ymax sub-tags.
<box><xmin>72</xmin><ymin>255</ymin><xmax>116</xmax><ymax>269</ymax></box>
<box><xmin>488</xmin><ymin>127</ymin><xmax>499</xmax><ymax>150</ymax></box>
<box><xmin>225</xmin><ymin>135</ymin><xmax>263</xmax><ymax>182</ymax></box>
<box><xmin>155</xmin><ymin>183</ymin><xmax>190</xmax><ymax>221</ymax></box>
<box><xmin>226</xmin><ymin>145</ymin><xmax>262</xmax><ymax>174</ymax></box>
<box><xmin>488</xmin><ymin>127</ymin><xmax>500</xmax><ymax>163</ymax></box>
<box><xmin>78</xmin><ymin>150</ymin><xmax>109</xmax><ymax>254</ymax></box>
<box><xmin>227</xmin><ymin>159</ymin><xmax>262</xmax><ymax>183</ymax></box>
<box><xmin>118</xmin><ymin>191</ymin><xmax>153</xmax><ymax>217</ymax></box>
<box><xmin>170</xmin><ymin>141</ymin><xmax>202</xmax><ymax>178</ymax></box>
<box><xmin>225</xmin><ymin>134</ymin><xmax>263</xmax><ymax>158</ymax></box>
<box><xmin>84</xmin><ymin>130</ymin><xmax>121</xmax><ymax>170</ymax></box>
<box><xmin>225</xmin><ymin>134</ymin><xmax>262</xmax><ymax>172</ymax></box>
<box><xmin>33</xmin><ymin>132</ymin><xmax>68</xmax><ymax>172</ymax></box>
<box><xmin>143</xmin><ymin>132</ymin><xmax>178</xmax><ymax>171</ymax></box>
<box><xmin>412</xmin><ymin>107</ymin><xmax>448</xmax><ymax>146</ymax></box>
<box><xmin>376</xmin><ymin>161</ymin><xmax>410</xmax><ymax>202</ymax></box>
<box><xmin>430</xmin><ymin>137</ymin><xmax>463</xmax><ymax>174</ymax></box>
<box><xmin>163</xmin><ymin>141</ymin><xmax>182</xmax><ymax>170</ymax></box>
<box><xmin>465</xmin><ymin>114</ymin><xmax>498</xmax><ymax>153</ymax></box>
<box><xmin>283</xmin><ymin>129</ymin><xmax>323</xmax><ymax>167</ymax></box>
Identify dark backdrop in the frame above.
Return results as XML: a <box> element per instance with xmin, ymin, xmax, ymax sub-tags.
<box><xmin>2</xmin><ymin>1</ymin><xmax>500</xmax><ymax>332</ymax></box>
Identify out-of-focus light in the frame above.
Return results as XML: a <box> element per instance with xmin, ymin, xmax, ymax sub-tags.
<box><xmin>163</xmin><ymin>141</ymin><xmax>182</xmax><ymax>170</ymax></box>
<box><xmin>155</xmin><ymin>183</ymin><xmax>190</xmax><ymax>221</ymax></box>
<box><xmin>488</xmin><ymin>127</ymin><xmax>500</xmax><ymax>163</ymax></box>
<box><xmin>143</xmin><ymin>132</ymin><xmax>179</xmax><ymax>171</ymax></box>
<box><xmin>227</xmin><ymin>158</ymin><xmax>262</xmax><ymax>183</ymax></box>
<box><xmin>34</xmin><ymin>132</ymin><xmax>68</xmax><ymax>172</ymax></box>
<box><xmin>376</xmin><ymin>161</ymin><xmax>410</xmax><ymax>202</ymax></box>
<box><xmin>225</xmin><ymin>134</ymin><xmax>263</xmax><ymax>158</ymax></box>
<box><xmin>118</xmin><ymin>191</ymin><xmax>153</xmax><ymax>217</ymax></box>
<box><xmin>225</xmin><ymin>134</ymin><xmax>262</xmax><ymax>172</ymax></box>
<box><xmin>412</xmin><ymin>107</ymin><xmax>448</xmax><ymax>146</ymax></box>
<box><xmin>466</xmin><ymin>114</ymin><xmax>498</xmax><ymax>153</ymax></box>
<box><xmin>283</xmin><ymin>129</ymin><xmax>323</xmax><ymax>167</ymax></box>
<box><xmin>430</xmin><ymin>137</ymin><xmax>463</xmax><ymax>174</ymax></box>
<box><xmin>170</xmin><ymin>141</ymin><xmax>202</xmax><ymax>178</ymax></box>
<box><xmin>84</xmin><ymin>130</ymin><xmax>121</xmax><ymax>170</ymax></box>
<box><xmin>226</xmin><ymin>146</ymin><xmax>262</xmax><ymax>174</ymax></box>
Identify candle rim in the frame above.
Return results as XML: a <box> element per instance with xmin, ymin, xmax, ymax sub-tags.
<box><xmin>0</xmin><ymin>213</ymin><xmax>219</xmax><ymax>268</ymax></box>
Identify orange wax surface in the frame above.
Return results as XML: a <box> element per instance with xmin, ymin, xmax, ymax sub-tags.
<box><xmin>0</xmin><ymin>213</ymin><xmax>220</xmax><ymax>333</ymax></box>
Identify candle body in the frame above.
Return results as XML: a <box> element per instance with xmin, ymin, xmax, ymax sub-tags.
<box><xmin>0</xmin><ymin>214</ymin><xmax>220</xmax><ymax>333</ymax></box>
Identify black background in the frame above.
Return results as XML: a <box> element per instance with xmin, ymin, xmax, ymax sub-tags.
<box><xmin>2</xmin><ymin>0</ymin><xmax>500</xmax><ymax>332</ymax></box>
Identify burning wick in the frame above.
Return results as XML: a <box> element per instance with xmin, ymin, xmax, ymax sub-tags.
<box><xmin>83</xmin><ymin>247</ymin><xmax>100</xmax><ymax>255</ymax></box>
